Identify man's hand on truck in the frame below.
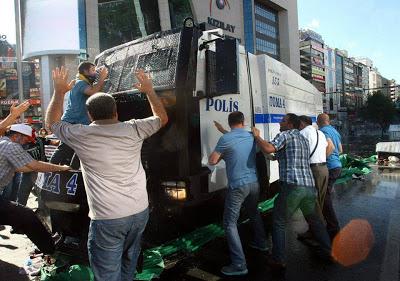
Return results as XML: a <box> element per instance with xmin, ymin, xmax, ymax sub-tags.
<box><xmin>214</xmin><ymin>121</ymin><xmax>228</xmax><ymax>134</ymax></box>
<box><xmin>251</xmin><ymin>127</ymin><xmax>277</xmax><ymax>154</ymax></box>
<box><xmin>133</xmin><ymin>69</ymin><xmax>169</xmax><ymax>127</ymax></box>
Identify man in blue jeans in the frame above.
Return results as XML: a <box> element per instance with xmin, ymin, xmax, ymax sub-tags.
<box><xmin>252</xmin><ymin>113</ymin><xmax>332</xmax><ymax>270</ymax></box>
<box><xmin>46</xmin><ymin>67</ymin><xmax>168</xmax><ymax>281</ymax></box>
<box><xmin>209</xmin><ymin>111</ymin><xmax>268</xmax><ymax>276</ymax></box>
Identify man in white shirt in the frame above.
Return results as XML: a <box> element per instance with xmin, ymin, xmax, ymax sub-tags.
<box><xmin>46</xmin><ymin>67</ymin><xmax>168</xmax><ymax>281</ymax></box>
<box><xmin>298</xmin><ymin>116</ymin><xmax>334</xmax><ymax>239</ymax></box>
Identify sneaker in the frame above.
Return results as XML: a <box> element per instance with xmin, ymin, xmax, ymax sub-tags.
<box><xmin>266</xmin><ymin>256</ymin><xmax>286</xmax><ymax>270</ymax></box>
<box><xmin>221</xmin><ymin>264</ymin><xmax>248</xmax><ymax>276</ymax></box>
<box><xmin>249</xmin><ymin>242</ymin><xmax>270</xmax><ymax>252</ymax></box>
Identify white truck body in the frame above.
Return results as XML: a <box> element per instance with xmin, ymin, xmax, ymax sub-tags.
<box><xmin>196</xmin><ymin>30</ymin><xmax>323</xmax><ymax>192</ymax></box>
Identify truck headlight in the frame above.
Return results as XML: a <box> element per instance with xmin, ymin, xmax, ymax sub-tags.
<box><xmin>162</xmin><ymin>181</ymin><xmax>187</xmax><ymax>201</ymax></box>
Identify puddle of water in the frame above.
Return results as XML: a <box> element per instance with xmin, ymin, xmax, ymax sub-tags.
<box><xmin>367</xmin><ymin>171</ymin><xmax>400</xmax><ymax>199</ymax></box>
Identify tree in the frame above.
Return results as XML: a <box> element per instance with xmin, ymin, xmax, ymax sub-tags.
<box><xmin>360</xmin><ymin>91</ymin><xmax>397</xmax><ymax>137</ymax></box>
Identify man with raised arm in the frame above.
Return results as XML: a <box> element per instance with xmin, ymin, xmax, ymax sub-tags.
<box><xmin>46</xmin><ymin>67</ymin><xmax>168</xmax><ymax>281</ymax></box>
<box><xmin>0</xmin><ymin>101</ymin><xmax>30</xmax><ymax>135</ymax></box>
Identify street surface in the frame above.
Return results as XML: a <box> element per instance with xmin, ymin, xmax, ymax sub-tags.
<box><xmin>1</xmin><ymin>167</ymin><xmax>400</xmax><ymax>281</ymax></box>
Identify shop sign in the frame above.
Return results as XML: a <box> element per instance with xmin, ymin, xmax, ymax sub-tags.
<box><xmin>312</xmin><ymin>57</ymin><xmax>323</xmax><ymax>67</ymax></box>
<box><xmin>207</xmin><ymin>17</ymin><xmax>236</xmax><ymax>33</ymax></box>
<box><xmin>312</xmin><ymin>67</ymin><xmax>325</xmax><ymax>76</ymax></box>
<box><xmin>0</xmin><ymin>78</ymin><xmax>5</xmax><ymax>91</ymax></box>
<box><xmin>312</xmin><ymin>74</ymin><xmax>325</xmax><ymax>82</ymax></box>
<box><xmin>29</xmin><ymin>99</ymin><xmax>41</xmax><ymax>105</ymax></box>
<box><xmin>311</xmin><ymin>42</ymin><xmax>324</xmax><ymax>53</ymax></box>
<box><xmin>0</xmin><ymin>99</ymin><xmax>19</xmax><ymax>105</ymax></box>
<box><xmin>207</xmin><ymin>0</ymin><xmax>236</xmax><ymax>33</ymax></box>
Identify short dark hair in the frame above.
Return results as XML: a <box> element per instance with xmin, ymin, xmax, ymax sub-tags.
<box><xmin>86</xmin><ymin>93</ymin><xmax>117</xmax><ymax>121</ymax></box>
<box><xmin>5</xmin><ymin>130</ymin><xmax>19</xmax><ymax>137</ymax></box>
<box><xmin>228</xmin><ymin>111</ymin><xmax>244</xmax><ymax>127</ymax></box>
<box><xmin>286</xmin><ymin>113</ymin><xmax>300</xmax><ymax>129</ymax></box>
<box><xmin>78</xmin><ymin>61</ymin><xmax>95</xmax><ymax>74</ymax></box>
<box><xmin>299</xmin><ymin>115</ymin><xmax>312</xmax><ymax>126</ymax></box>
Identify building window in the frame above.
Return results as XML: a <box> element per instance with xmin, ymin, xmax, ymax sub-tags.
<box><xmin>254</xmin><ymin>2</ymin><xmax>279</xmax><ymax>59</ymax></box>
<box><xmin>243</xmin><ymin>0</ymin><xmax>254</xmax><ymax>53</ymax></box>
<box><xmin>255</xmin><ymin>3</ymin><xmax>277</xmax><ymax>22</ymax></box>
<box><xmin>255</xmin><ymin>21</ymin><xmax>277</xmax><ymax>39</ymax></box>
<box><xmin>98</xmin><ymin>0</ymin><xmax>161</xmax><ymax>51</ymax></box>
<box><xmin>169</xmin><ymin>0</ymin><xmax>192</xmax><ymax>28</ymax></box>
<box><xmin>256</xmin><ymin>38</ymin><xmax>278</xmax><ymax>56</ymax></box>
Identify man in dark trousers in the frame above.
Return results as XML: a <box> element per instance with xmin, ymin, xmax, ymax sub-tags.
<box><xmin>317</xmin><ymin>113</ymin><xmax>342</xmax><ymax>240</ymax></box>
<box><xmin>209</xmin><ymin>111</ymin><xmax>268</xmax><ymax>276</ymax></box>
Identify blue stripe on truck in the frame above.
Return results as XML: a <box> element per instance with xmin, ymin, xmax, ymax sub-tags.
<box><xmin>254</xmin><ymin>114</ymin><xmax>317</xmax><ymax>124</ymax></box>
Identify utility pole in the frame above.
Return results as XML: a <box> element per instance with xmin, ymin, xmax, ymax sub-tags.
<box><xmin>14</xmin><ymin>0</ymin><xmax>24</xmax><ymax>121</ymax></box>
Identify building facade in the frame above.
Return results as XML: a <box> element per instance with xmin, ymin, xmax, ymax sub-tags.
<box><xmin>0</xmin><ymin>39</ymin><xmax>42</xmax><ymax>128</ymax></box>
<box><xmin>324</xmin><ymin>46</ymin><xmax>337</xmax><ymax>114</ymax></box>
<box><xmin>20</xmin><ymin>0</ymin><xmax>301</xmax><ymax>115</ymax></box>
<box><xmin>299</xmin><ymin>29</ymin><xmax>326</xmax><ymax>93</ymax></box>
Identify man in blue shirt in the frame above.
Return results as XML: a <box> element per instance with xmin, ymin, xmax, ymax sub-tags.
<box><xmin>317</xmin><ymin>113</ymin><xmax>342</xmax><ymax>240</ymax></box>
<box><xmin>50</xmin><ymin>62</ymin><xmax>108</xmax><ymax>165</ymax></box>
<box><xmin>253</xmin><ymin>113</ymin><xmax>331</xmax><ymax>270</ymax></box>
<box><xmin>209</xmin><ymin>111</ymin><xmax>268</xmax><ymax>276</ymax></box>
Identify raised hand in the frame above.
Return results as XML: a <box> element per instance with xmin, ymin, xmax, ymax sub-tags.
<box><xmin>10</xmin><ymin>100</ymin><xmax>30</xmax><ymax>117</ymax></box>
<box><xmin>98</xmin><ymin>66</ymin><xmax>109</xmax><ymax>81</ymax></box>
<box><xmin>133</xmin><ymin>69</ymin><xmax>154</xmax><ymax>94</ymax></box>
<box><xmin>214</xmin><ymin>121</ymin><xmax>228</xmax><ymax>134</ymax></box>
<box><xmin>52</xmin><ymin>66</ymin><xmax>75</xmax><ymax>95</ymax></box>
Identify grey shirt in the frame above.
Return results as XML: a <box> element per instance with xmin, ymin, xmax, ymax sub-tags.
<box><xmin>51</xmin><ymin>117</ymin><xmax>161</xmax><ymax>220</ymax></box>
<box><xmin>0</xmin><ymin>136</ymin><xmax>34</xmax><ymax>189</ymax></box>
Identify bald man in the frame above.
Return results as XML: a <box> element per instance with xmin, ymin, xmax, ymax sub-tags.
<box><xmin>317</xmin><ymin>113</ymin><xmax>342</xmax><ymax>240</ymax></box>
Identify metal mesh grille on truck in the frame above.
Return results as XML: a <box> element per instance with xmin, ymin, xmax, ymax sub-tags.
<box><xmin>95</xmin><ymin>29</ymin><xmax>182</xmax><ymax>95</ymax></box>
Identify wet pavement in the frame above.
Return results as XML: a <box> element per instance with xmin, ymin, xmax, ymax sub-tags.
<box><xmin>1</xmin><ymin>168</ymin><xmax>400</xmax><ymax>281</ymax></box>
<box><xmin>156</xmin><ymin>168</ymin><xmax>400</xmax><ymax>281</ymax></box>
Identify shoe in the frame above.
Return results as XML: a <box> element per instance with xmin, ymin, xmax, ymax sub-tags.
<box><xmin>221</xmin><ymin>264</ymin><xmax>248</xmax><ymax>276</ymax></box>
<box><xmin>266</xmin><ymin>256</ymin><xmax>286</xmax><ymax>270</ymax></box>
<box><xmin>249</xmin><ymin>242</ymin><xmax>270</xmax><ymax>252</ymax></box>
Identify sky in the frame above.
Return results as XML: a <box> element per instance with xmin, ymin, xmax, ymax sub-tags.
<box><xmin>1</xmin><ymin>0</ymin><xmax>399</xmax><ymax>81</ymax></box>
<box><xmin>297</xmin><ymin>0</ymin><xmax>400</xmax><ymax>82</ymax></box>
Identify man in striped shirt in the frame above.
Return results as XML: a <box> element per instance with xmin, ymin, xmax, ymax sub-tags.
<box><xmin>252</xmin><ymin>113</ymin><xmax>331</xmax><ymax>270</ymax></box>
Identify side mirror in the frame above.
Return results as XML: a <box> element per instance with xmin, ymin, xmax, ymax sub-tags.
<box><xmin>206</xmin><ymin>38</ymin><xmax>239</xmax><ymax>97</ymax></box>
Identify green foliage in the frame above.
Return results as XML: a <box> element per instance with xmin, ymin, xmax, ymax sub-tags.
<box><xmin>360</xmin><ymin>91</ymin><xmax>397</xmax><ymax>136</ymax></box>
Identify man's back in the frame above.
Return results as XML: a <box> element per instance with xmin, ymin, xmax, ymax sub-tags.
<box><xmin>320</xmin><ymin>125</ymin><xmax>342</xmax><ymax>169</ymax></box>
<box><xmin>271</xmin><ymin>129</ymin><xmax>314</xmax><ymax>187</ymax></box>
<box><xmin>52</xmin><ymin>117</ymin><xmax>161</xmax><ymax>220</ymax></box>
<box><xmin>300</xmin><ymin>125</ymin><xmax>328</xmax><ymax>164</ymax></box>
<box><xmin>215</xmin><ymin>128</ymin><xmax>258</xmax><ymax>189</ymax></box>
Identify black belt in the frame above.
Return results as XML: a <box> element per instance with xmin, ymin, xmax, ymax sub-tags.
<box><xmin>310</xmin><ymin>162</ymin><xmax>326</xmax><ymax>167</ymax></box>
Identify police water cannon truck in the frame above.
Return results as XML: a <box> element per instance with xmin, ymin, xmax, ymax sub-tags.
<box><xmin>36</xmin><ymin>20</ymin><xmax>322</xmax><ymax>241</ymax></box>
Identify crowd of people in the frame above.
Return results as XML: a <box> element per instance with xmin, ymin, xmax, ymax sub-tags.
<box><xmin>0</xmin><ymin>60</ymin><xmax>343</xmax><ymax>280</ymax></box>
<box><xmin>209</xmin><ymin>110</ymin><xmax>343</xmax><ymax>275</ymax></box>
